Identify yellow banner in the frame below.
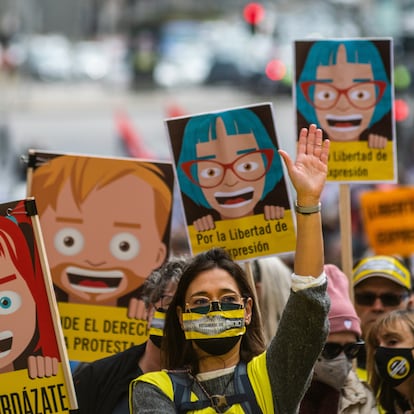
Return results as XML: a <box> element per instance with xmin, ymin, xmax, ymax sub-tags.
<box><xmin>0</xmin><ymin>364</ymin><xmax>76</xmax><ymax>412</ymax></box>
<box><xmin>59</xmin><ymin>302</ymin><xmax>148</xmax><ymax>362</ymax></box>
<box><xmin>327</xmin><ymin>141</ymin><xmax>395</xmax><ymax>182</ymax></box>
<box><xmin>360</xmin><ymin>187</ymin><xmax>414</xmax><ymax>255</ymax></box>
<box><xmin>188</xmin><ymin>210</ymin><xmax>296</xmax><ymax>261</ymax></box>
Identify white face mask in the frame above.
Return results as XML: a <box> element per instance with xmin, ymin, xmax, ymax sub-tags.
<box><xmin>313</xmin><ymin>353</ymin><xmax>352</xmax><ymax>391</ymax></box>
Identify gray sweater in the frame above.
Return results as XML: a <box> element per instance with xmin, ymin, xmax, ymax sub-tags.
<box><xmin>132</xmin><ymin>283</ymin><xmax>330</xmax><ymax>414</ymax></box>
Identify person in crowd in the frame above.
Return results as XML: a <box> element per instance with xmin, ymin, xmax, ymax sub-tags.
<box><xmin>130</xmin><ymin>123</ymin><xmax>331</xmax><ymax>414</ymax></box>
<box><xmin>252</xmin><ymin>255</ymin><xmax>292</xmax><ymax>344</ymax></box>
<box><xmin>366</xmin><ymin>309</ymin><xmax>414</xmax><ymax>413</ymax></box>
<box><xmin>71</xmin><ymin>257</ymin><xmax>188</xmax><ymax>414</ymax></box>
<box><xmin>352</xmin><ymin>255</ymin><xmax>413</xmax><ymax>380</ymax></box>
<box><xmin>299</xmin><ymin>264</ymin><xmax>378</xmax><ymax>413</ymax></box>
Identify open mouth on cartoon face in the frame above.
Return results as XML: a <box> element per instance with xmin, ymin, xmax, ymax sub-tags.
<box><xmin>0</xmin><ymin>330</ymin><xmax>13</xmax><ymax>358</ymax></box>
<box><xmin>326</xmin><ymin>114</ymin><xmax>362</xmax><ymax>131</ymax></box>
<box><xmin>66</xmin><ymin>266</ymin><xmax>124</xmax><ymax>294</ymax></box>
<box><xmin>214</xmin><ymin>187</ymin><xmax>254</xmax><ymax>209</ymax></box>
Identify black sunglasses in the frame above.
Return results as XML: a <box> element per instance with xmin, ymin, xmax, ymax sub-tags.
<box><xmin>354</xmin><ymin>291</ymin><xmax>410</xmax><ymax>307</ymax></box>
<box><xmin>321</xmin><ymin>340</ymin><xmax>365</xmax><ymax>360</ymax></box>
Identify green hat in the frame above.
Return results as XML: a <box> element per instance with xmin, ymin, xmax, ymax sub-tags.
<box><xmin>353</xmin><ymin>255</ymin><xmax>411</xmax><ymax>290</ymax></box>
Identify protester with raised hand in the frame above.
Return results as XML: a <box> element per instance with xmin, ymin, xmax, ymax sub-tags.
<box><xmin>130</xmin><ymin>124</ymin><xmax>330</xmax><ymax>414</ymax></box>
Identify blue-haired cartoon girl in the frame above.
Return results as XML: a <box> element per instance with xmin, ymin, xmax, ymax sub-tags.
<box><xmin>177</xmin><ymin>108</ymin><xmax>286</xmax><ymax>231</ymax></box>
<box><xmin>296</xmin><ymin>40</ymin><xmax>392</xmax><ymax>148</ymax></box>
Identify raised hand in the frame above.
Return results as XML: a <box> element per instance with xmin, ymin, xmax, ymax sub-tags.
<box><xmin>278</xmin><ymin>124</ymin><xmax>330</xmax><ymax>206</ymax></box>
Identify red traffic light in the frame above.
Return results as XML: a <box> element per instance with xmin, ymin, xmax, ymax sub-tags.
<box><xmin>394</xmin><ymin>98</ymin><xmax>410</xmax><ymax>122</ymax></box>
<box><xmin>243</xmin><ymin>2</ymin><xmax>265</xmax><ymax>26</ymax></box>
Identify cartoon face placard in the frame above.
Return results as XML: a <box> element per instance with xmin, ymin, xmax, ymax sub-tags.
<box><xmin>166</xmin><ymin>103</ymin><xmax>296</xmax><ymax>261</ymax></box>
<box><xmin>27</xmin><ymin>152</ymin><xmax>174</xmax><ymax>362</ymax></box>
<box><xmin>0</xmin><ymin>198</ymin><xmax>77</xmax><ymax>412</ymax></box>
<box><xmin>295</xmin><ymin>38</ymin><xmax>397</xmax><ymax>183</ymax></box>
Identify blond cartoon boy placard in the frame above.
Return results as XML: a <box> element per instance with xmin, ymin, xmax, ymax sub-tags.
<box><xmin>27</xmin><ymin>152</ymin><xmax>174</xmax><ymax>361</ymax></box>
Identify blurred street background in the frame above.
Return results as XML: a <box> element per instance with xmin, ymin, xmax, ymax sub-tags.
<box><xmin>1</xmin><ymin>0</ymin><xmax>414</xmax><ymax>265</ymax></box>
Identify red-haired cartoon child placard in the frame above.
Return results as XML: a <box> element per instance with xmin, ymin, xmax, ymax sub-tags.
<box><xmin>0</xmin><ymin>198</ymin><xmax>77</xmax><ymax>412</ymax></box>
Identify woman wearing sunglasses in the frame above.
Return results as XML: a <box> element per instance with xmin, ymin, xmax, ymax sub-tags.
<box><xmin>366</xmin><ymin>309</ymin><xmax>414</xmax><ymax>413</ymax></box>
<box><xmin>299</xmin><ymin>264</ymin><xmax>378</xmax><ymax>414</ymax></box>
<box><xmin>130</xmin><ymin>124</ymin><xmax>330</xmax><ymax>413</ymax></box>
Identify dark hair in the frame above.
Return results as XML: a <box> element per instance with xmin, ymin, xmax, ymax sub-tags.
<box><xmin>162</xmin><ymin>248</ymin><xmax>266</xmax><ymax>372</ymax></box>
<box><xmin>141</xmin><ymin>257</ymin><xmax>188</xmax><ymax>307</ymax></box>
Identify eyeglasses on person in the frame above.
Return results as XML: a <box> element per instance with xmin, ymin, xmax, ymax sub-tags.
<box><xmin>354</xmin><ymin>291</ymin><xmax>410</xmax><ymax>307</ymax></box>
<box><xmin>185</xmin><ymin>293</ymin><xmax>247</xmax><ymax>315</ymax></box>
<box><xmin>321</xmin><ymin>340</ymin><xmax>365</xmax><ymax>360</ymax></box>
<box><xmin>180</xmin><ymin>149</ymin><xmax>274</xmax><ymax>189</ymax></box>
<box><xmin>300</xmin><ymin>80</ymin><xmax>386</xmax><ymax>110</ymax></box>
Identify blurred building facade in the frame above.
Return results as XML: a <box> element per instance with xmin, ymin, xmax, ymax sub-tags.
<box><xmin>0</xmin><ymin>0</ymin><xmax>413</xmax><ymax>41</ymax></box>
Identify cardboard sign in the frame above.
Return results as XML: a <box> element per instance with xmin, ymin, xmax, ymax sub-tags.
<box><xmin>295</xmin><ymin>38</ymin><xmax>397</xmax><ymax>183</ymax></box>
<box><xmin>0</xmin><ymin>198</ymin><xmax>77</xmax><ymax>411</ymax></box>
<box><xmin>166</xmin><ymin>103</ymin><xmax>296</xmax><ymax>261</ymax></box>
<box><xmin>359</xmin><ymin>186</ymin><xmax>414</xmax><ymax>255</ymax></box>
<box><xmin>27</xmin><ymin>152</ymin><xmax>174</xmax><ymax>361</ymax></box>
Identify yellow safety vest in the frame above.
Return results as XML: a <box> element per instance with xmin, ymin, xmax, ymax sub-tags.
<box><xmin>130</xmin><ymin>352</ymin><xmax>274</xmax><ymax>413</ymax></box>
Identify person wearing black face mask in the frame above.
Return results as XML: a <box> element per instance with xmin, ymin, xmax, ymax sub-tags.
<box><xmin>131</xmin><ymin>124</ymin><xmax>331</xmax><ymax>414</ymax></box>
<box><xmin>352</xmin><ymin>255</ymin><xmax>413</xmax><ymax>384</ymax></box>
<box><xmin>70</xmin><ymin>258</ymin><xmax>187</xmax><ymax>414</ymax></box>
<box><xmin>299</xmin><ymin>264</ymin><xmax>378</xmax><ymax>414</ymax></box>
<box><xmin>366</xmin><ymin>309</ymin><xmax>414</xmax><ymax>413</ymax></box>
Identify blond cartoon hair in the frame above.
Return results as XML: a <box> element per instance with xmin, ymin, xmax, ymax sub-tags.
<box><xmin>30</xmin><ymin>155</ymin><xmax>172</xmax><ymax>239</ymax></box>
